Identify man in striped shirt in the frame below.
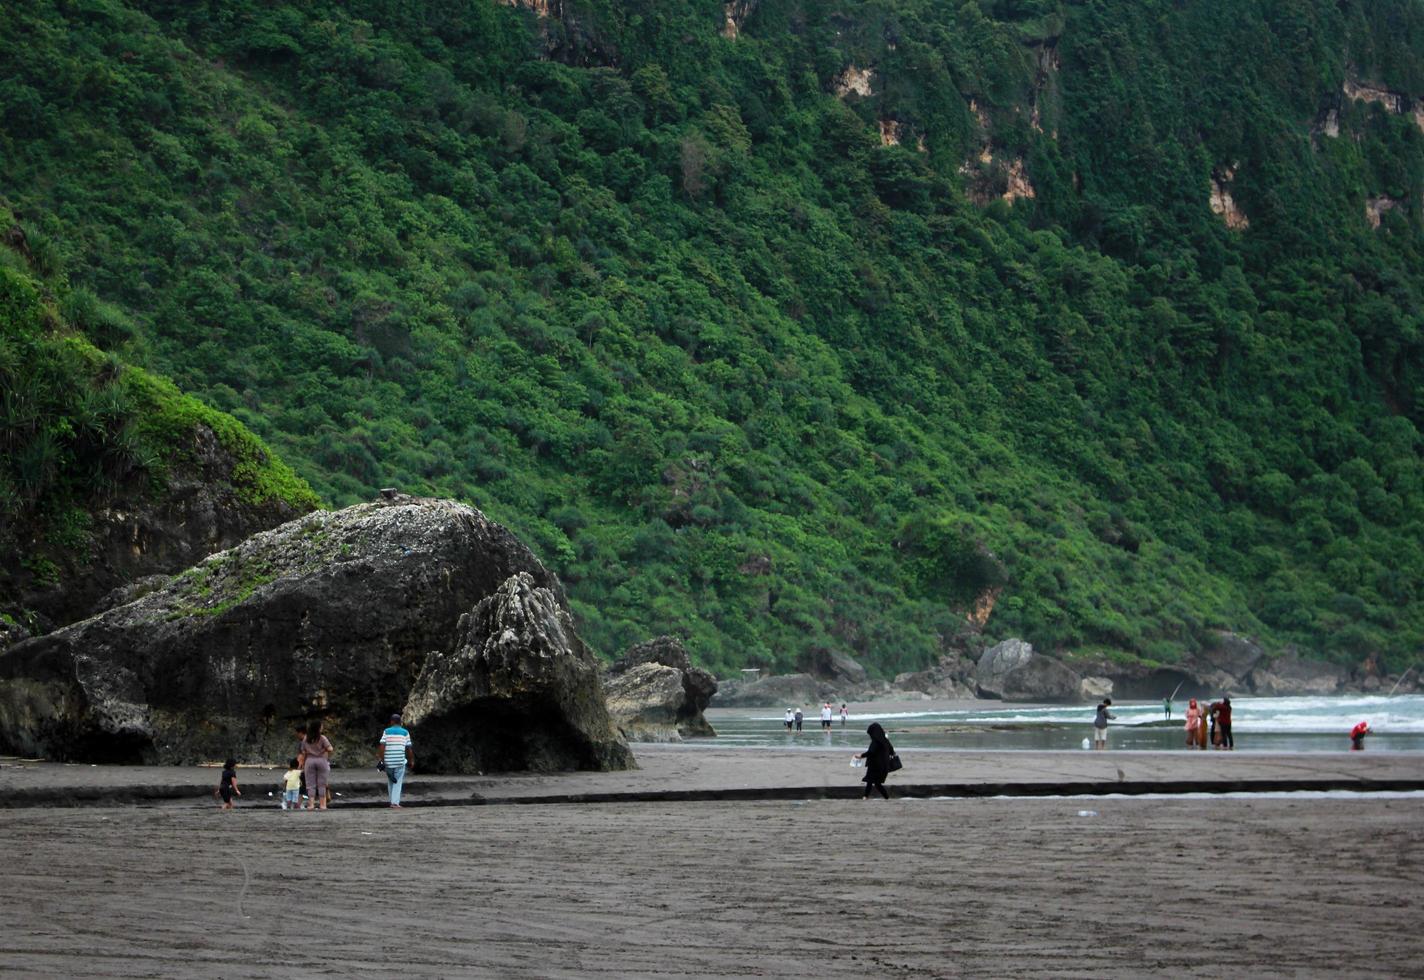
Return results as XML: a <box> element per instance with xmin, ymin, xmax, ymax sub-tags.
<box><xmin>377</xmin><ymin>713</ymin><xmax>414</xmax><ymax>808</ymax></box>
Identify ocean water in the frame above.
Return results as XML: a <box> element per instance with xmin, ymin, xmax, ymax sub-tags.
<box><xmin>702</xmin><ymin>694</ymin><xmax>1424</xmax><ymax>752</ymax></box>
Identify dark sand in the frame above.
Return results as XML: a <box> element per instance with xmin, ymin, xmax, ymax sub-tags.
<box><xmin>2</xmin><ymin>748</ymin><xmax>1423</xmax><ymax>977</ymax></box>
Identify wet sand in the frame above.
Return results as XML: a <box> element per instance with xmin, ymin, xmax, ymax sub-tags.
<box><xmin>1</xmin><ymin>794</ymin><xmax>1421</xmax><ymax>977</ymax></box>
<box><xmin>2</xmin><ymin>748</ymin><xmax>1423</xmax><ymax>976</ymax></box>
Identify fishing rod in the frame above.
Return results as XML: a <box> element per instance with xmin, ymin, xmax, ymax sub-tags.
<box><xmin>1386</xmin><ymin>662</ymin><xmax>1420</xmax><ymax>697</ymax></box>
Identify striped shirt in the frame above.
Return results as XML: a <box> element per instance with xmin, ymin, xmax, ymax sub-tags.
<box><xmin>380</xmin><ymin>726</ymin><xmax>412</xmax><ymax>768</ymax></box>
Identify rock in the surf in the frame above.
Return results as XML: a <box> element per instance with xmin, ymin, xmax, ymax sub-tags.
<box><xmin>603</xmin><ymin>635</ymin><xmax>718</xmax><ymax>741</ymax></box>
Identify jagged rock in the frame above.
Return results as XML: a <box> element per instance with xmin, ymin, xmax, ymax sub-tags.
<box><xmin>1247</xmin><ymin>654</ymin><xmax>1346</xmax><ymax>696</ymax></box>
<box><xmin>796</xmin><ymin>647</ymin><xmax>868</xmax><ymax>686</ymax></box>
<box><xmin>403</xmin><ymin>572</ymin><xmax>631</xmax><ymax>772</ymax></box>
<box><xmin>1</xmin><ymin>423</ymin><xmax>314</xmax><ymax>632</ymax></box>
<box><xmin>0</xmin><ymin>496</ymin><xmax>624</xmax><ymax>769</ymax></box>
<box><xmin>603</xmin><ymin>635</ymin><xmax>717</xmax><ymax>741</ymax></box>
<box><xmin>975</xmin><ymin>639</ymin><xmax>1082</xmax><ymax>702</ymax></box>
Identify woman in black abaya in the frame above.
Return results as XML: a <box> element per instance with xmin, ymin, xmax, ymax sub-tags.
<box><xmin>856</xmin><ymin>722</ymin><xmax>895</xmax><ymax>800</ymax></box>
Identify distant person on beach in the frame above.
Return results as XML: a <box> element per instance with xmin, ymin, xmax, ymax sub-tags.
<box><xmin>856</xmin><ymin>722</ymin><xmax>896</xmax><ymax>800</ymax></box>
<box><xmin>378</xmin><ymin>713</ymin><xmax>414</xmax><ymax>809</ymax></box>
<box><xmin>1093</xmin><ymin>698</ymin><xmax>1115</xmax><ymax>750</ymax></box>
<box><xmin>820</xmin><ymin>702</ymin><xmax>833</xmax><ymax>730</ymax></box>
<box><xmin>840</xmin><ymin>703</ymin><xmax>849</xmax><ymax>727</ymax></box>
<box><xmin>301</xmin><ymin>720</ymin><xmax>334</xmax><ymax>811</ymax></box>
<box><xmin>1351</xmin><ymin>720</ymin><xmax>1372</xmax><ymax>750</ymax></box>
<box><xmin>281</xmin><ymin>758</ymin><xmax>302</xmax><ymax>811</ymax></box>
<box><xmin>784</xmin><ymin>708</ymin><xmax>794</xmax><ymax>732</ymax></box>
<box><xmin>1184</xmin><ymin>699</ymin><xmax>1202</xmax><ymax>748</ymax></box>
<box><xmin>1163</xmin><ymin>697</ymin><xmax>1172</xmax><ymax>720</ymax></box>
<box><xmin>1218</xmin><ymin>696</ymin><xmax>1233</xmax><ymax>750</ymax></box>
<box><xmin>217</xmin><ymin>758</ymin><xmax>240</xmax><ymax>809</ymax></box>
<box><xmin>794</xmin><ymin>708</ymin><xmax>803</xmax><ymax>732</ymax></box>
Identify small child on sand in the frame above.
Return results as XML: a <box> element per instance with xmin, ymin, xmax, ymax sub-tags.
<box><xmin>281</xmin><ymin>758</ymin><xmax>302</xmax><ymax>810</ymax></box>
<box><xmin>217</xmin><ymin>758</ymin><xmax>241</xmax><ymax>809</ymax></box>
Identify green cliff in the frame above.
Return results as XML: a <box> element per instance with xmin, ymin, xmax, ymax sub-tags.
<box><xmin>1</xmin><ymin>0</ymin><xmax>1420</xmax><ymax>676</ymax></box>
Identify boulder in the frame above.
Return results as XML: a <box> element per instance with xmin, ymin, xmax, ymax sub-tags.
<box><xmin>796</xmin><ymin>647</ymin><xmax>869</xmax><ymax>686</ymax></box>
<box><xmin>975</xmin><ymin>639</ymin><xmax>1082</xmax><ymax>702</ymax></box>
<box><xmin>1247</xmin><ymin>654</ymin><xmax>1347</xmax><ymax>696</ymax></box>
<box><xmin>403</xmin><ymin>572</ymin><xmax>631</xmax><ymax>772</ymax></box>
<box><xmin>603</xmin><ymin>635</ymin><xmax>717</xmax><ymax>741</ymax></box>
<box><xmin>711</xmin><ymin>672</ymin><xmax>824</xmax><ymax>708</ymax></box>
<box><xmin>1196</xmin><ymin>630</ymin><xmax>1266</xmax><ymax>683</ymax></box>
<box><xmin>1079</xmin><ymin>676</ymin><xmax>1114</xmax><ymax>700</ymax></box>
<box><xmin>891</xmin><ymin>652</ymin><xmax>978</xmax><ymax>699</ymax></box>
<box><xmin>0</xmin><ymin>495</ymin><xmax>631</xmax><ymax>771</ymax></box>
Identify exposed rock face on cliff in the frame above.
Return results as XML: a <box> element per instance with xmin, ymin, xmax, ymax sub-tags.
<box><xmin>404</xmin><ymin>572</ymin><xmax>632</xmax><ymax>771</ymax></box>
<box><xmin>975</xmin><ymin>639</ymin><xmax>1081</xmax><ymax>702</ymax></box>
<box><xmin>2</xmin><ymin>424</ymin><xmax>314</xmax><ymax>636</ymax></box>
<box><xmin>602</xmin><ymin>635</ymin><xmax>717</xmax><ymax>741</ymax></box>
<box><xmin>0</xmin><ymin>496</ymin><xmax>630</xmax><ymax>771</ymax></box>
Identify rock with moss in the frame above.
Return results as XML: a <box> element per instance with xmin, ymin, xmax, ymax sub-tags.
<box><xmin>602</xmin><ymin>635</ymin><xmax>718</xmax><ymax>741</ymax></box>
<box><xmin>403</xmin><ymin>571</ymin><xmax>632</xmax><ymax>771</ymax></box>
<box><xmin>0</xmin><ymin>495</ymin><xmax>628</xmax><ymax>770</ymax></box>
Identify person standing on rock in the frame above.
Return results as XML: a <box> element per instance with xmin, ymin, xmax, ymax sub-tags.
<box><xmin>301</xmin><ymin>720</ymin><xmax>334</xmax><ymax>811</ymax></box>
<box><xmin>377</xmin><ymin>713</ymin><xmax>414</xmax><ymax>809</ymax></box>
<box><xmin>1092</xmin><ymin>699</ymin><xmax>1115</xmax><ymax>750</ymax></box>
<box><xmin>856</xmin><ymin>722</ymin><xmax>896</xmax><ymax>799</ymax></box>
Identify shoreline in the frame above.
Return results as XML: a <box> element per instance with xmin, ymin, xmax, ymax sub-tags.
<box><xmin>5</xmin><ymin>745</ymin><xmax>1421</xmax><ymax>809</ymax></box>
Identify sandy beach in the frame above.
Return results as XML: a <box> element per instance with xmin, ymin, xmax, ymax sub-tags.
<box><xmin>2</xmin><ymin>746</ymin><xmax>1423</xmax><ymax>977</ymax></box>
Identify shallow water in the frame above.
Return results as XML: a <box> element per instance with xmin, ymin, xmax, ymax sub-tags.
<box><xmin>703</xmin><ymin>694</ymin><xmax>1424</xmax><ymax>752</ymax></box>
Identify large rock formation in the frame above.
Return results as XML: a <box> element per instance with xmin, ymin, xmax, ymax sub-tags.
<box><xmin>711</xmin><ymin>672</ymin><xmax>825</xmax><ymax>708</ymax></box>
<box><xmin>975</xmin><ymin>639</ymin><xmax>1081</xmax><ymax>702</ymax></box>
<box><xmin>1247</xmin><ymin>653</ymin><xmax>1348</xmax><ymax>696</ymax></box>
<box><xmin>891</xmin><ymin>650</ymin><xmax>978</xmax><ymax>699</ymax></box>
<box><xmin>0</xmin><ymin>495</ymin><xmax>631</xmax><ymax>771</ymax></box>
<box><xmin>602</xmin><ymin>635</ymin><xmax>718</xmax><ymax>741</ymax></box>
<box><xmin>403</xmin><ymin>572</ymin><xmax>632</xmax><ymax>771</ymax></box>
<box><xmin>796</xmin><ymin>647</ymin><xmax>869</xmax><ymax>687</ymax></box>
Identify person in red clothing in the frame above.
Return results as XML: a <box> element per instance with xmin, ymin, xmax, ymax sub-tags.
<box><xmin>1217</xmin><ymin>696</ymin><xmax>1233</xmax><ymax>750</ymax></box>
<box><xmin>1351</xmin><ymin>720</ymin><xmax>1372</xmax><ymax>750</ymax></box>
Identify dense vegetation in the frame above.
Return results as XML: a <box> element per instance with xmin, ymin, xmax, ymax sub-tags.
<box><xmin>0</xmin><ymin>206</ymin><xmax>319</xmax><ymax>600</ymax></box>
<box><xmin>1</xmin><ymin>0</ymin><xmax>1421</xmax><ymax>677</ymax></box>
